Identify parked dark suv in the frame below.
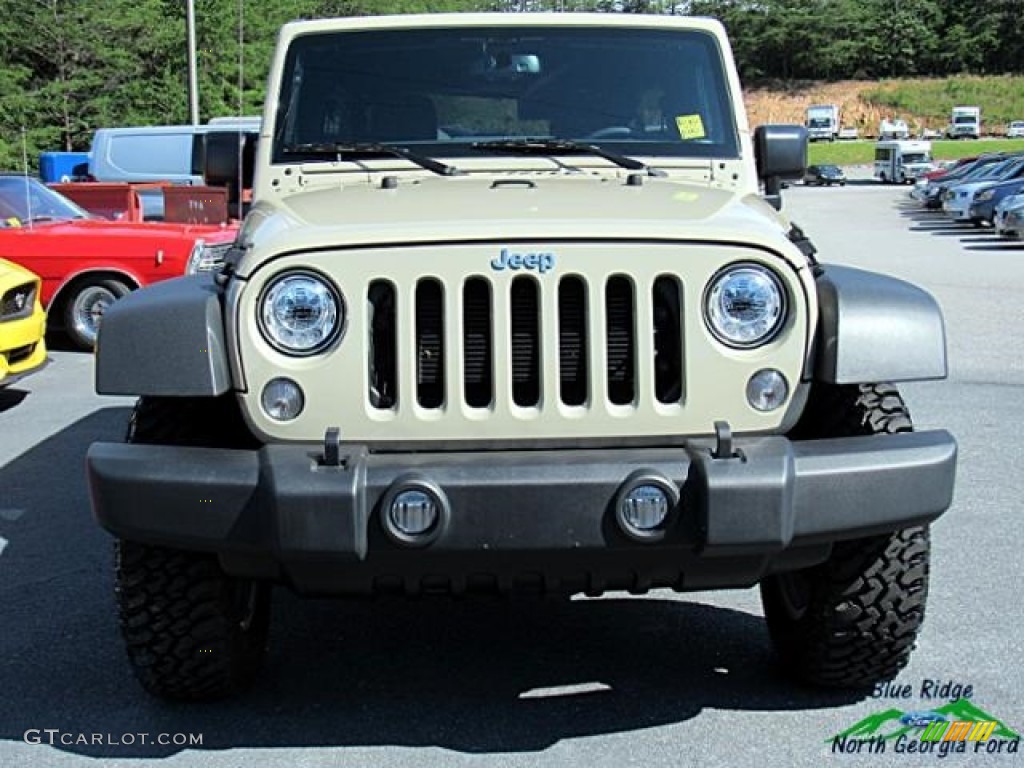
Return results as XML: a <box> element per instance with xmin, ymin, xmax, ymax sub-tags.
<box><xmin>803</xmin><ymin>164</ymin><xmax>846</xmax><ymax>186</ymax></box>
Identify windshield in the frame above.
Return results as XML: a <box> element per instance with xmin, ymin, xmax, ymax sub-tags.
<box><xmin>902</xmin><ymin>153</ymin><xmax>931</xmax><ymax>164</ymax></box>
<box><xmin>953</xmin><ymin>115</ymin><xmax>976</xmax><ymax>124</ymax></box>
<box><xmin>807</xmin><ymin>118</ymin><xmax>831</xmax><ymax>128</ymax></box>
<box><xmin>273</xmin><ymin>26</ymin><xmax>738</xmax><ymax>163</ymax></box>
<box><xmin>962</xmin><ymin>159</ymin><xmax>1010</xmax><ymax>180</ymax></box>
<box><xmin>995</xmin><ymin>158</ymin><xmax>1024</xmax><ymax>180</ymax></box>
<box><xmin>0</xmin><ymin>176</ymin><xmax>90</xmax><ymax>223</ymax></box>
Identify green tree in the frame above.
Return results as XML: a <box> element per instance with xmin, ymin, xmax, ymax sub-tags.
<box><xmin>859</xmin><ymin>0</ymin><xmax>941</xmax><ymax>77</ymax></box>
<box><xmin>0</xmin><ymin>0</ymin><xmax>182</xmax><ymax>167</ymax></box>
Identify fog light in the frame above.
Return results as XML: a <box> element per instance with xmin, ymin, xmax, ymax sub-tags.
<box><xmin>389</xmin><ymin>490</ymin><xmax>439</xmax><ymax>536</ymax></box>
<box><xmin>622</xmin><ymin>486</ymin><xmax>669</xmax><ymax>530</ymax></box>
<box><xmin>746</xmin><ymin>369</ymin><xmax>789</xmax><ymax>412</ymax></box>
<box><xmin>615</xmin><ymin>472</ymin><xmax>679</xmax><ymax>542</ymax></box>
<box><xmin>261</xmin><ymin>377</ymin><xmax>304</xmax><ymax>421</ymax></box>
<box><xmin>381</xmin><ymin>478</ymin><xmax>449</xmax><ymax>546</ymax></box>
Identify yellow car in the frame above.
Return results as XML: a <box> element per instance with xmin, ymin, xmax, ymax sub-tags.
<box><xmin>0</xmin><ymin>257</ymin><xmax>47</xmax><ymax>387</ymax></box>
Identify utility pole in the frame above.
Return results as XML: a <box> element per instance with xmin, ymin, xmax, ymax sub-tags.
<box><xmin>187</xmin><ymin>0</ymin><xmax>200</xmax><ymax>125</ymax></box>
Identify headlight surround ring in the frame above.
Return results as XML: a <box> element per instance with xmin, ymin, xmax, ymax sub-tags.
<box><xmin>703</xmin><ymin>262</ymin><xmax>788</xmax><ymax>349</ymax></box>
<box><xmin>257</xmin><ymin>270</ymin><xmax>345</xmax><ymax>356</ymax></box>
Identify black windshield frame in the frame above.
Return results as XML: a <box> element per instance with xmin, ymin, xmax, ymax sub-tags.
<box><xmin>272</xmin><ymin>25</ymin><xmax>739</xmax><ymax>165</ymax></box>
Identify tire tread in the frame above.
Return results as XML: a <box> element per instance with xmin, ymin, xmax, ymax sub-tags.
<box><xmin>762</xmin><ymin>382</ymin><xmax>930</xmax><ymax>688</ymax></box>
<box><xmin>116</xmin><ymin>396</ymin><xmax>267</xmax><ymax>700</ymax></box>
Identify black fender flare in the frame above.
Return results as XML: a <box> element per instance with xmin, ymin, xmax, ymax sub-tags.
<box><xmin>96</xmin><ymin>275</ymin><xmax>232</xmax><ymax>396</ymax></box>
<box><xmin>812</xmin><ymin>265</ymin><xmax>948</xmax><ymax>384</ymax></box>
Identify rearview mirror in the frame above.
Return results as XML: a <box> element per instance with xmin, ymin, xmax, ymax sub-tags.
<box><xmin>472</xmin><ymin>50</ymin><xmax>542</xmax><ymax>79</ymax></box>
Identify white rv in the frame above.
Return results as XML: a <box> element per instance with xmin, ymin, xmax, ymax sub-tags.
<box><xmin>874</xmin><ymin>140</ymin><xmax>934</xmax><ymax>184</ymax></box>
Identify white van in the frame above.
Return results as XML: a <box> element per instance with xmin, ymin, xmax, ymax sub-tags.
<box><xmin>88</xmin><ymin>121</ymin><xmax>260</xmax><ymax>185</ymax></box>
<box><xmin>874</xmin><ymin>140</ymin><xmax>934</xmax><ymax>184</ymax></box>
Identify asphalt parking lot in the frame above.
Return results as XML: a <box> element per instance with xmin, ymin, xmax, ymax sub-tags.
<box><xmin>1</xmin><ymin>177</ymin><xmax>1022</xmax><ymax>767</ymax></box>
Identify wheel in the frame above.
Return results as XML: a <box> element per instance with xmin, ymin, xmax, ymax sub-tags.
<box><xmin>116</xmin><ymin>396</ymin><xmax>268</xmax><ymax>700</ymax></box>
<box><xmin>62</xmin><ymin>278</ymin><xmax>130</xmax><ymax>350</ymax></box>
<box><xmin>761</xmin><ymin>383</ymin><xmax>931</xmax><ymax>688</ymax></box>
<box><xmin>879</xmin><ymin>173</ymin><xmax>887</xmax><ymax>184</ymax></box>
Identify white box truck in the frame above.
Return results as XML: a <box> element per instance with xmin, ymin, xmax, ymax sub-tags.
<box><xmin>946</xmin><ymin>106</ymin><xmax>980</xmax><ymax>140</ymax></box>
<box><xmin>805</xmin><ymin>104</ymin><xmax>839</xmax><ymax>141</ymax></box>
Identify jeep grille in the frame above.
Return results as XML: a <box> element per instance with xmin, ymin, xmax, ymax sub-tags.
<box><xmin>366</xmin><ymin>273</ymin><xmax>684</xmax><ymax>413</ymax></box>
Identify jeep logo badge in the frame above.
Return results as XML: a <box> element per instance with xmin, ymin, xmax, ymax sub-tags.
<box><xmin>491</xmin><ymin>248</ymin><xmax>555</xmax><ymax>274</ymax></box>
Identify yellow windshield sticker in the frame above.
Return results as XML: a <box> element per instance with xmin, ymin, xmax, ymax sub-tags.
<box><xmin>676</xmin><ymin>114</ymin><xmax>706</xmax><ymax>140</ymax></box>
<box><xmin>672</xmin><ymin>190</ymin><xmax>699</xmax><ymax>202</ymax></box>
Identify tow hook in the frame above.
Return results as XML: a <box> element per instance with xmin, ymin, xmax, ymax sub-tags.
<box><xmin>322</xmin><ymin>426</ymin><xmax>342</xmax><ymax>467</ymax></box>
<box><xmin>713</xmin><ymin>420</ymin><xmax>742</xmax><ymax>460</ymax></box>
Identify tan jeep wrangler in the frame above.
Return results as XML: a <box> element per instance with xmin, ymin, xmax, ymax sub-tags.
<box><xmin>87</xmin><ymin>13</ymin><xmax>957</xmax><ymax>699</ymax></box>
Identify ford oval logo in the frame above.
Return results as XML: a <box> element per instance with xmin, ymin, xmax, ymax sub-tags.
<box><xmin>490</xmin><ymin>248</ymin><xmax>555</xmax><ymax>274</ymax></box>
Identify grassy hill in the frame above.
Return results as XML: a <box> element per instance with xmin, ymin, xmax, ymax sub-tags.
<box><xmin>744</xmin><ymin>76</ymin><xmax>1024</xmax><ymax>136</ymax></box>
<box><xmin>807</xmin><ymin>139</ymin><xmax>1024</xmax><ymax>166</ymax></box>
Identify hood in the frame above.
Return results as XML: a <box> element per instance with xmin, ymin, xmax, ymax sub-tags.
<box><xmin>0</xmin><ymin>257</ymin><xmax>36</xmax><ymax>284</ymax></box>
<box><xmin>4</xmin><ymin>219</ymin><xmax>235</xmax><ymax>241</ymax></box>
<box><xmin>981</xmin><ymin>178</ymin><xmax>1024</xmax><ymax>194</ymax></box>
<box><xmin>240</xmin><ymin>174</ymin><xmax>799</xmax><ymax>275</ymax></box>
<box><xmin>951</xmin><ymin>181</ymin><xmax>994</xmax><ymax>195</ymax></box>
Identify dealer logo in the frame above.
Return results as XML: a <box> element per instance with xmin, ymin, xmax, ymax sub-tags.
<box><xmin>828</xmin><ymin>682</ymin><xmax>1020</xmax><ymax>758</ymax></box>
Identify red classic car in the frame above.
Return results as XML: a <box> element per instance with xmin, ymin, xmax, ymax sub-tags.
<box><xmin>0</xmin><ymin>175</ymin><xmax>236</xmax><ymax>349</ymax></box>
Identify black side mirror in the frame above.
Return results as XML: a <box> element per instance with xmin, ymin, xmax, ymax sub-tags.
<box><xmin>754</xmin><ymin>125</ymin><xmax>807</xmax><ymax>210</ymax></box>
<box><xmin>202</xmin><ymin>131</ymin><xmax>257</xmax><ymax>194</ymax></box>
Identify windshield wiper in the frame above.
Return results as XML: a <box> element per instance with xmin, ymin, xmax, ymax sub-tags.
<box><xmin>282</xmin><ymin>142</ymin><xmax>463</xmax><ymax>177</ymax></box>
<box><xmin>471</xmin><ymin>139</ymin><xmax>666</xmax><ymax>177</ymax></box>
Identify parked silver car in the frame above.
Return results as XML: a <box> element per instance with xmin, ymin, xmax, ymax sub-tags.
<box><xmin>994</xmin><ymin>193</ymin><xmax>1024</xmax><ymax>238</ymax></box>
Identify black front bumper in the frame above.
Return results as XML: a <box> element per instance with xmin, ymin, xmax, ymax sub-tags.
<box><xmin>87</xmin><ymin>431</ymin><xmax>957</xmax><ymax>596</ymax></box>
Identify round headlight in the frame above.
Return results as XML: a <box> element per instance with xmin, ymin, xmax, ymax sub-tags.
<box><xmin>704</xmin><ymin>264</ymin><xmax>786</xmax><ymax>348</ymax></box>
<box><xmin>258</xmin><ymin>271</ymin><xmax>343</xmax><ymax>355</ymax></box>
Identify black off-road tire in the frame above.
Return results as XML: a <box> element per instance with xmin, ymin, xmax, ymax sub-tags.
<box><xmin>761</xmin><ymin>383</ymin><xmax>930</xmax><ymax>688</ymax></box>
<box><xmin>117</xmin><ymin>541</ymin><xmax>271</xmax><ymax>700</ymax></box>
<box><xmin>116</xmin><ymin>395</ymin><xmax>268</xmax><ymax>700</ymax></box>
<box><xmin>126</xmin><ymin>395</ymin><xmax>261</xmax><ymax>448</ymax></box>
